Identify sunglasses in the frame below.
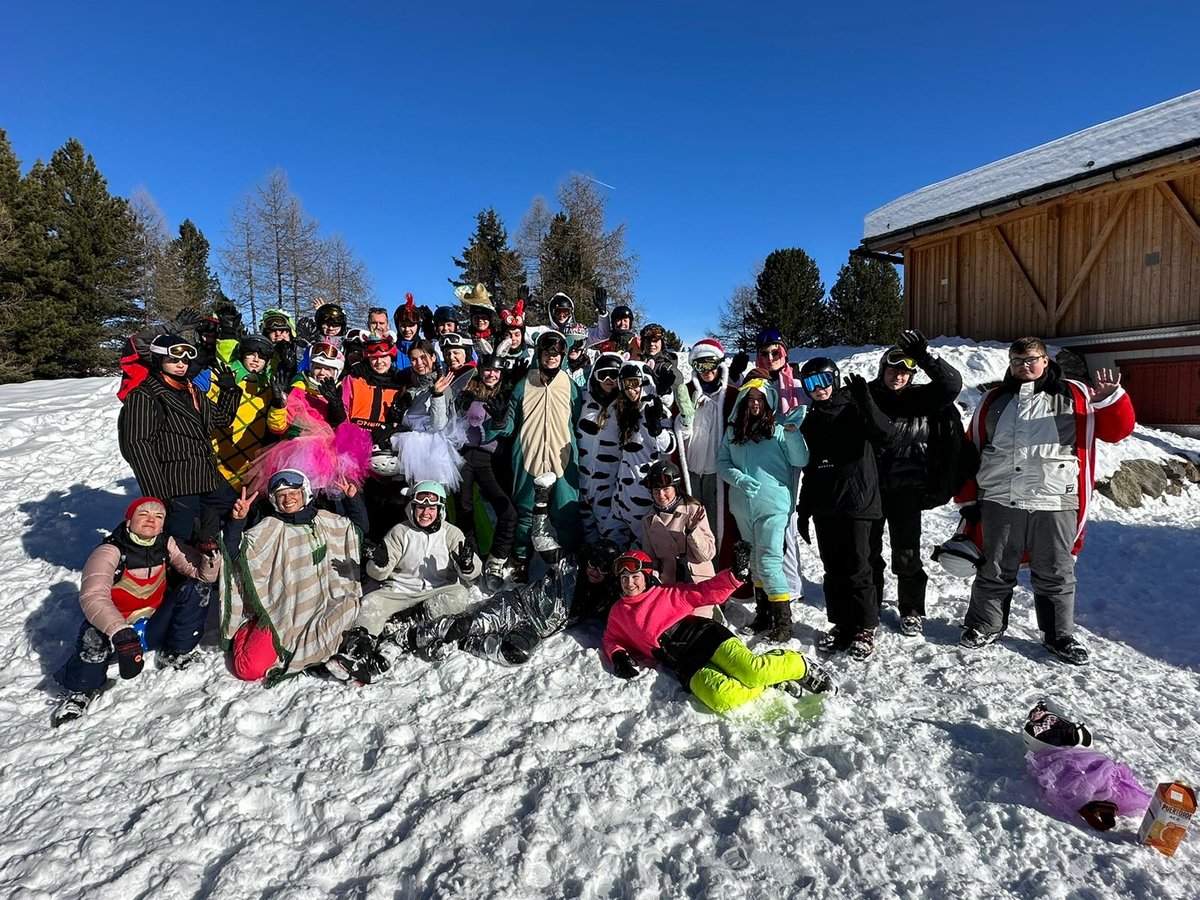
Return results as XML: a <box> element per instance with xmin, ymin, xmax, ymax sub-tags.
<box><xmin>885</xmin><ymin>349</ymin><xmax>918</xmax><ymax>371</ymax></box>
<box><xmin>613</xmin><ymin>557</ymin><xmax>646</xmax><ymax>575</ymax></box>
<box><xmin>759</xmin><ymin>347</ymin><xmax>785</xmax><ymax>361</ymax></box>
<box><xmin>801</xmin><ymin>372</ymin><xmax>835</xmax><ymax>393</ymax></box>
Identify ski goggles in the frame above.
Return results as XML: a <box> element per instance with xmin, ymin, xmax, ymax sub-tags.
<box><xmin>641</xmin><ymin>326</ymin><xmax>665</xmax><ymax>341</ymax></box>
<box><xmin>263</xmin><ymin>318</ymin><xmax>292</xmax><ymax>333</ymax></box>
<box><xmin>884</xmin><ymin>349</ymin><xmax>918</xmax><ymax>371</ymax></box>
<box><xmin>411</xmin><ymin>493</ymin><xmax>444</xmax><ymax>509</ymax></box>
<box><xmin>594</xmin><ymin>367</ymin><xmax>620</xmax><ymax>382</ymax></box>
<box><xmin>268</xmin><ymin>471</ymin><xmax>306</xmax><ymax>493</ymax></box>
<box><xmin>801</xmin><ymin>371</ymin><xmax>836</xmax><ymax>393</ymax></box>
<box><xmin>612</xmin><ymin>556</ymin><xmax>649</xmax><ymax>575</ymax></box>
<box><xmin>692</xmin><ymin>359</ymin><xmax>721</xmax><ymax>373</ymax></box>
<box><xmin>153</xmin><ymin>343</ymin><xmax>198</xmax><ymax>360</ymax></box>
<box><xmin>644</xmin><ymin>472</ymin><xmax>677</xmax><ymax>489</ymax></box>
<box><xmin>621</xmin><ymin>377</ymin><xmax>643</xmax><ymax>391</ymax></box>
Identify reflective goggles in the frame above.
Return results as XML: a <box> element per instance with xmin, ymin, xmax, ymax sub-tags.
<box><xmin>595</xmin><ymin>369</ymin><xmax>619</xmax><ymax>382</ymax></box>
<box><xmin>156</xmin><ymin>343</ymin><xmax>198</xmax><ymax>361</ymax></box>
<box><xmin>645</xmin><ymin>473</ymin><xmax>677</xmax><ymax>489</ymax></box>
<box><xmin>801</xmin><ymin>371</ymin><xmax>835</xmax><ymax>393</ymax></box>
<box><xmin>613</xmin><ymin>556</ymin><xmax>647</xmax><ymax>575</ymax></box>
<box><xmin>692</xmin><ymin>359</ymin><xmax>720</xmax><ymax>373</ymax></box>
<box><xmin>269</xmin><ymin>471</ymin><xmax>306</xmax><ymax>493</ymax></box>
<box><xmin>621</xmin><ymin>377</ymin><xmax>643</xmax><ymax>391</ymax></box>
<box><xmin>884</xmin><ymin>349</ymin><xmax>918</xmax><ymax>371</ymax></box>
<box><xmin>312</xmin><ymin>341</ymin><xmax>343</xmax><ymax>359</ymax></box>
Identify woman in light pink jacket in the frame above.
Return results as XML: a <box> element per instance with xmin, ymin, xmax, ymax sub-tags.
<box><xmin>640</xmin><ymin>461</ymin><xmax>717</xmax><ymax>585</ymax></box>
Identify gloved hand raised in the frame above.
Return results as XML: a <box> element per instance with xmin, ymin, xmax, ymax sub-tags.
<box><xmin>611</xmin><ymin>650</ymin><xmax>640</xmax><ymax>680</ymax></box>
<box><xmin>728</xmin><ymin>351</ymin><xmax>750</xmax><ymax>383</ymax></box>
<box><xmin>213</xmin><ymin>362</ymin><xmax>238</xmax><ymax>391</ymax></box>
<box><xmin>318</xmin><ymin>378</ymin><xmax>346</xmax><ymax>426</ymax></box>
<box><xmin>593</xmin><ymin>285</ymin><xmax>608</xmax><ymax>316</ymax></box>
<box><xmin>112</xmin><ymin>627</ymin><xmax>145</xmax><ymax>680</ymax></box>
<box><xmin>898</xmin><ymin>329</ymin><xmax>930</xmax><ymax>363</ymax></box>
<box><xmin>844</xmin><ymin>373</ymin><xmax>871</xmax><ymax>405</ymax></box>
<box><xmin>166</xmin><ymin>307</ymin><xmax>206</xmax><ymax>334</ymax></box>
<box><xmin>454</xmin><ymin>537</ymin><xmax>476</xmax><ymax>573</ymax></box>
<box><xmin>269</xmin><ymin>370</ymin><xmax>290</xmax><ymax>408</ymax></box>
<box><xmin>731</xmin><ymin>540</ymin><xmax>752</xmax><ymax>583</ymax></box>
<box><xmin>645</xmin><ymin>396</ymin><xmax>665</xmax><ymax>437</ymax></box>
<box><xmin>365</xmin><ymin>539</ymin><xmax>389</xmax><ymax>569</ymax></box>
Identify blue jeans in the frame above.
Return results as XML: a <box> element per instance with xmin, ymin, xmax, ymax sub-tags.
<box><xmin>58</xmin><ymin>579</ymin><xmax>209</xmax><ymax>693</ymax></box>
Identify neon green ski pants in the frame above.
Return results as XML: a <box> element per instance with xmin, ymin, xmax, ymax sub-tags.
<box><xmin>687</xmin><ymin>637</ymin><xmax>808</xmax><ymax>713</ymax></box>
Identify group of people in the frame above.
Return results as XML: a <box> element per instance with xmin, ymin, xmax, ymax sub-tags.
<box><xmin>50</xmin><ymin>286</ymin><xmax>1136</xmax><ymax>727</ymax></box>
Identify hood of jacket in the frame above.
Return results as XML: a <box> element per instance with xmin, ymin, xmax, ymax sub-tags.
<box><xmin>726</xmin><ymin>375</ymin><xmax>780</xmax><ymax>424</ymax></box>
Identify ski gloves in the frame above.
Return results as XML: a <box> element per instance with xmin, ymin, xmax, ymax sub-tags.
<box><xmin>844</xmin><ymin>373</ymin><xmax>871</xmax><ymax>406</ymax></box>
<box><xmin>897</xmin><ymin>328</ymin><xmax>931</xmax><ymax>364</ymax></box>
<box><xmin>365</xmin><ymin>539</ymin><xmax>389</xmax><ymax>569</ymax></box>
<box><xmin>730</xmin><ymin>540</ymin><xmax>752</xmax><ymax>584</ymax></box>
<box><xmin>611</xmin><ymin>650</ymin><xmax>640</xmax><ymax>680</ymax></box>
<box><xmin>213</xmin><ymin>361</ymin><xmax>238</xmax><ymax>391</ymax></box>
<box><xmin>645</xmin><ymin>397</ymin><xmax>665</xmax><ymax>437</ymax></box>
<box><xmin>111</xmin><ymin>627</ymin><xmax>145</xmax><ymax>680</ymax></box>
<box><xmin>454</xmin><ymin>537</ymin><xmax>476</xmax><ymax>574</ymax></box>
<box><xmin>319</xmin><ymin>379</ymin><xmax>347</xmax><ymax>426</ymax></box>
<box><xmin>268</xmin><ymin>371</ymin><xmax>291</xmax><ymax>408</ymax></box>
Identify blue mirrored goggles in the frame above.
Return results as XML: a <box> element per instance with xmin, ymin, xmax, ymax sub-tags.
<box><xmin>268</xmin><ymin>471</ymin><xmax>306</xmax><ymax>492</ymax></box>
<box><xmin>801</xmin><ymin>372</ymin><xmax>835</xmax><ymax>393</ymax></box>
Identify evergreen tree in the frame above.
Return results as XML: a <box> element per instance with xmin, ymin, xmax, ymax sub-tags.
<box><xmin>826</xmin><ymin>256</ymin><xmax>903</xmax><ymax>346</ymax></box>
<box><xmin>0</xmin><ymin>129</ymin><xmax>19</xmax><ymax>210</ymax></box>
<box><xmin>154</xmin><ymin>219</ymin><xmax>220</xmax><ymax>321</ymax></box>
<box><xmin>751</xmin><ymin>248</ymin><xmax>828</xmax><ymax>348</ymax></box>
<box><xmin>451</xmin><ymin>208</ymin><xmax>526</xmax><ymax>307</ymax></box>
<box><xmin>11</xmin><ymin>139</ymin><xmax>145</xmax><ymax>379</ymax></box>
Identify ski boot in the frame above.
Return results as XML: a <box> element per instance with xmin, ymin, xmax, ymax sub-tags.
<box><xmin>52</xmin><ymin>690</ymin><xmax>97</xmax><ymax>728</ymax></box>
<box><xmin>780</xmin><ymin>655</ymin><xmax>838</xmax><ymax>697</ymax></box>
<box><xmin>482</xmin><ymin>555</ymin><xmax>508</xmax><ymax>593</ymax></box>
<box><xmin>848</xmin><ymin>628</ymin><xmax>876</xmax><ymax>662</ymax></box>
<box><xmin>157</xmin><ymin>648</ymin><xmax>200</xmax><ymax>671</ymax></box>
<box><xmin>326</xmin><ymin>627</ymin><xmax>384</xmax><ymax>685</ymax></box>
<box><xmin>765</xmin><ymin>600</ymin><xmax>794</xmax><ymax>643</ymax></box>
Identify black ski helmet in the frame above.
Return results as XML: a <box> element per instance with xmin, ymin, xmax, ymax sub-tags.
<box><xmin>535</xmin><ymin>330</ymin><xmax>567</xmax><ymax>361</ymax></box>
<box><xmin>149</xmin><ymin>334</ymin><xmax>198</xmax><ymax>370</ymax></box>
<box><xmin>433</xmin><ymin>305</ymin><xmax>459</xmax><ymax>325</ymax></box>
<box><xmin>237</xmin><ymin>334</ymin><xmax>275</xmax><ymax>360</ymax></box>
<box><xmin>582</xmin><ymin>538</ymin><xmax>621</xmax><ymax>574</ymax></box>
<box><xmin>643</xmin><ymin>460</ymin><xmax>683</xmax><ymax>492</ymax></box>
<box><xmin>315</xmin><ymin>304</ymin><xmax>347</xmax><ymax>328</ymax></box>
<box><xmin>610</xmin><ymin>304</ymin><xmax>634</xmax><ymax>327</ymax></box>
<box><xmin>798</xmin><ymin>357</ymin><xmax>840</xmax><ymax>395</ymax></box>
<box><xmin>548</xmin><ymin>293</ymin><xmax>574</xmax><ymax>322</ymax></box>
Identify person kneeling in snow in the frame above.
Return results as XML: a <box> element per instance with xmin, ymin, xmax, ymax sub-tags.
<box><xmin>601</xmin><ymin>544</ymin><xmax>836</xmax><ymax>712</ymax></box>
<box><xmin>328</xmin><ymin>481</ymin><xmax>482</xmax><ymax>683</ymax></box>
<box><xmin>53</xmin><ymin>497</ymin><xmax>220</xmax><ymax>726</ymax></box>
<box><xmin>220</xmin><ymin>469</ymin><xmax>364</xmax><ymax>685</ymax></box>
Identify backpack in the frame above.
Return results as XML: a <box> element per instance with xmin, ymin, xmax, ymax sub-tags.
<box><xmin>117</xmin><ymin>334</ymin><xmax>151</xmax><ymax>402</ymax></box>
<box><xmin>922</xmin><ymin>404</ymin><xmax>979</xmax><ymax>510</ymax></box>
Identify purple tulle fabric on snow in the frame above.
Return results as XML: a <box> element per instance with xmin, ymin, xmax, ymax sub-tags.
<box><xmin>1025</xmin><ymin>747</ymin><xmax>1152</xmax><ymax>821</ymax></box>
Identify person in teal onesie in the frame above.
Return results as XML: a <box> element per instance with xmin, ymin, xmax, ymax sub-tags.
<box><xmin>485</xmin><ymin>330</ymin><xmax>584</xmax><ymax>579</ymax></box>
<box><xmin>717</xmin><ymin>369</ymin><xmax>809</xmax><ymax>641</ymax></box>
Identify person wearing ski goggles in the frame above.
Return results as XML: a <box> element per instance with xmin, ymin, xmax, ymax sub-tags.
<box><xmin>864</xmin><ymin>329</ymin><xmax>964</xmax><ymax>640</ymax></box>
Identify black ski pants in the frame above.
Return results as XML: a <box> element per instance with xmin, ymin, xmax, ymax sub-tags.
<box><xmin>456</xmin><ymin>447</ymin><xmax>517</xmax><ymax>561</ymax></box>
<box><xmin>814</xmin><ymin>516</ymin><xmax>878</xmax><ymax>630</ymax></box>
<box><xmin>868</xmin><ymin>489</ymin><xmax>929</xmax><ymax>618</ymax></box>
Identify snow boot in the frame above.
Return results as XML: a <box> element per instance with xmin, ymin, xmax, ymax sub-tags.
<box><xmin>780</xmin><ymin>655</ymin><xmax>838</xmax><ymax>696</ymax></box>
<box><xmin>899</xmin><ymin>615</ymin><xmax>924</xmax><ymax>638</ymax></box>
<box><xmin>482</xmin><ymin>555</ymin><xmax>508</xmax><ymax>593</ymax></box>
<box><xmin>157</xmin><ymin>649</ymin><xmax>199</xmax><ymax>670</ymax></box>
<box><xmin>848</xmin><ymin>628</ymin><xmax>876</xmax><ymax>662</ymax></box>
<box><xmin>959</xmin><ymin>627</ymin><xmax>1001</xmax><ymax>650</ymax></box>
<box><xmin>326</xmin><ymin>627</ymin><xmax>383</xmax><ymax>685</ymax></box>
<box><xmin>1043</xmin><ymin>635</ymin><xmax>1089</xmax><ymax>666</ymax></box>
<box><xmin>765</xmin><ymin>600</ymin><xmax>794</xmax><ymax>643</ymax></box>
<box><xmin>411</xmin><ymin>616</ymin><xmax>472</xmax><ymax>661</ymax></box>
<box><xmin>742</xmin><ymin>587</ymin><xmax>771</xmax><ymax>635</ymax></box>
<box><xmin>817</xmin><ymin>625</ymin><xmax>853</xmax><ymax>654</ymax></box>
<box><xmin>52</xmin><ymin>690</ymin><xmax>97</xmax><ymax>728</ymax></box>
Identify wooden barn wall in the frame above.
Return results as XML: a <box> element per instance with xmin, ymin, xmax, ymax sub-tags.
<box><xmin>904</xmin><ymin>164</ymin><xmax>1200</xmax><ymax>340</ymax></box>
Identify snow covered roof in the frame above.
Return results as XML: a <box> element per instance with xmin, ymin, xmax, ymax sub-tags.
<box><xmin>863</xmin><ymin>90</ymin><xmax>1200</xmax><ymax>247</ymax></box>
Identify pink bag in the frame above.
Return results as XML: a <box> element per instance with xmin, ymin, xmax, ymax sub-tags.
<box><xmin>1026</xmin><ymin>747</ymin><xmax>1152</xmax><ymax>829</ymax></box>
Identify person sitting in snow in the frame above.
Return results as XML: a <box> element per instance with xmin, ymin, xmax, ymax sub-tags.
<box><xmin>601</xmin><ymin>544</ymin><xmax>836</xmax><ymax>712</ymax></box>
<box><xmin>328</xmin><ymin>481</ymin><xmax>482</xmax><ymax>683</ymax></box>
<box><xmin>53</xmin><ymin>497</ymin><xmax>221</xmax><ymax>727</ymax></box>
<box><xmin>220</xmin><ymin>469</ymin><xmax>364</xmax><ymax>686</ymax></box>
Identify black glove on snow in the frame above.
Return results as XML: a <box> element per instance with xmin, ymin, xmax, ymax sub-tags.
<box><xmin>269</xmin><ymin>370</ymin><xmax>290</xmax><ymax>408</ymax></box>
<box><xmin>898</xmin><ymin>329</ymin><xmax>931</xmax><ymax>363</ymax></box>
<box><xmin>645</xmin><ymin>397</ymin><xmax>665</xmax><ymax>437</ymax></box>
<box><xmin>166</xmin><ymin>306</ymin><xmax>205</xmax><ymax>334</ymax></box>
<box><xmin>731</xmin><ymin>540</ymin><xmax>752</xmax><ymax>583</ymax></box>
<box><xmin>319</xmin><ymin>379</ymin><xmax>346</xmax><ymax>426</ymax></box>
<box><xmin>213</xmin><ymin>362</ymin><xmax>238</xmax><ymax>391</ymax></box>
<box><xmin>844</xmin><ymin>373</ymin><xmax>870</xmax><ymax>406</ymax></box>
<box><xmin>728</xmin><ymin>351</ymin><xmax>750</xmax><ymax>383</ymax></box>
<box><xmin>112</xmin><ymin>627</ymin><xmax>145</xmax><ymax>680</ymax></box>
<box><xmin>611</xmin><ymin>650</ymin><xmax>640</xmax><ymax>680</ymax></box>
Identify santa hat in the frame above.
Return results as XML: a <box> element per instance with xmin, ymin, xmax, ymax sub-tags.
<box><xmin>125</xmin><ymin>497</ymin><xmax>166</xmax><ymax>521</ymax></box>
<box><xmin>689</xmin><ymin>339</ymin><xmax>725</xmax><ymax>363</ymax></box>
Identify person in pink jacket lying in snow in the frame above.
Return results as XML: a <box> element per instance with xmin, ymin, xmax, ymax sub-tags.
<box><xmin>601</xmin><ymin>542</ymin><xmax>836</xmax><ymax>712</ymax></box>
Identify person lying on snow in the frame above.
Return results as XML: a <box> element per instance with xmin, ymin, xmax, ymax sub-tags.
<box><xmin>53</xmin><ymin>497</ymin><xmax>221</xmax><ymax>727</ymax></box>
<box><xmin>326</xmin><ymin>481</ymin><xmax>482</xmax><ymax>683</ymax></box>
<box><xmin>220</xmin><ymin>469</ymin><xmax>364</xmax><ymax>686</ymax></box>
<box><xmin>601</xmin><ymin>544</ymin><xmax>836</xmax><ymax>712</ymax></box>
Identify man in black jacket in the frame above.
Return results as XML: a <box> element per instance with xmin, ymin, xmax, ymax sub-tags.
<box><xmin>118</xmin><ymin>335</ymin><xmax>241</xmax><ymax>546</ymax></box>
<box><xmin>867</xmin><ymin>331</ymin><xmax>963</xmax><ymax>638</ymax></box>
<box><xmin>798</xmin><ymin>358</ymin><xmax>894</xmax><ymax>662</ymax></box>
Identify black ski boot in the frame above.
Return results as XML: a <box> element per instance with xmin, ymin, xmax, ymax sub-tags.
<box><xmin>765</xmin><ymin>600</ymin><xmax>794</xmax><ymax>643</ymax></box>
<box><xmin>327</xmin><ymin>627</ymin><xmax>384</xmax><ymax>685</ymax></box>
<box><xmin>781</xmin><ymin>655</ymin><xmax>838</xmax><ymax>697</ymax></box>
<box><xmin>52</xmin><ymin>690</ymin><xmax>97</xmax><ymax>728</ymax></box>
<box><xmin>743</xmin><ymin>587</ymin><xmax>771</xmax><ymax>635</ymax></box>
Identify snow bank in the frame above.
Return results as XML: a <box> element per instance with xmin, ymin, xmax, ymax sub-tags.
<box><xmin>864</xmin><ymin>90</ymin><xmax>1200</xmax><ymax>241</ymax></box>
<box><xmin>2</xmin><ymin>342</ymin><xmax>1198</xmax><ymax>898</ymax></box>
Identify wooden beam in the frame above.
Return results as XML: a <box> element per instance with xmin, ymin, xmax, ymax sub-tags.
<box><xmin>1157</xmin><ymin>180</ymin><xmax>1200</xmax><ymax>250</ymax></box>
<box><xmin>902</xmin><ymin>248</ymin><xmax>911</xmax><ymax>329</ymax></box>
<box><xmin>1047</xmin><ymin>204</ymin><xmax>1060</xmax><ymax>337</ymax></box>
<box><xmin>991</xmin><ymin>224</ymin><xmax>1048</xmax><ymax>324</ymax></box>
<box><xmin>1056</xmin><ymin>190</ymin><xmax>1132</xmax><ymax>326</ymax></box>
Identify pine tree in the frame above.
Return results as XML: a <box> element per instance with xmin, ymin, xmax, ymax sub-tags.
<box><xmin>751</xmin><ymin>248</ymin><xmax>828</xmax><ymax>348</ymax></box>
<box><xmin>154</xmin><ymin>219</ymin><xmax>221</xmax><ymax>322</ymax></box>
<box><xmin>451</xmin><ymin>208</ymin><xmax>526</xmax><ymax>308</ymax></box>
<box><xmin>0</xmin><ymin>129</ymin><xmax>19</xmax><ymax>210</ymax></box>
<box><xmin>826</xmin><ymin>257</ymin><xmax>903</xmax><ymax>346</ymax></box>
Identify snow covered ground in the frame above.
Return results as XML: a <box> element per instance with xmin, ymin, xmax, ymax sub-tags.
<box><xmin>1</xmin><ymin>341</ymin><xmax>1197</xmax><ymax>899</ymax></box>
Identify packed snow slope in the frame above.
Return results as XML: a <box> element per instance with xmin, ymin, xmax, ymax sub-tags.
<box><xmin>1</xmin><ymin>341</ymin><xmax>1197</xmax><ymax>899</ymax></box>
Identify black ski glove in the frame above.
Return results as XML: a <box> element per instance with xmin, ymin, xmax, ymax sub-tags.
<box><xmin>728</xmin><ymin>351</ymin><xmax>750</xmax><ymax>384</ymax></box>
<box><xmin>112</xmin><ymin>627</ymin><xmax>145</xmax><ymax>680</ymax></box>
<box><xmin>898</xmin><ymin>329</ymin><xmax>931</xmax><ymax>364</ymax></box>
<box><xmin>319</xmin><ymin>379</ymin><xmax>346</xmax><ymax>426</ymax></box>
<box><xmin>455</xmin><ymin>537</ymin><xmax>476</xmax><ymax>573</ymax></box>
<box><xmin>674</xmin><ymin>553</ymin><xmax>693</xmax><ymax>584</ymax></box>
<box><xmin>217</xmin><ymin>309</ymin><xmax>244</xmax><ymax>340</ymax></box>
<box><xmin>611</xmin><ymin>650</ymin><xmax>640</xmax><ymax>680</ymax></box>
<box><xmin>166</xmin><ymin>306</ymin><xmax>205</xmax><ymax>334</ymax></box>
<box><xmin>213</xmin><ymin>361</ymin><xmax>238</xmax><ymax>391</ymax></box>
<box><xmin>483</xmin><ymin>392</ymin><xmax>508</xmax><ymax>421</ymax></box>
<box><xmin>296</xmin><ymin>316</ymin><xmax>317</xmax><ymax>343</ymax></box>
<box><xmin>653</xmin><ymin>361</ymin><xmax>678</xmax><ymax>396</ymax></box>
<box><xmin>731</xmin><ymin>540</ymin><xmax>752</xmax><ymax>583</ymax></box>
<box><xmin>385</xmin><ymin>391</ymin><xmax>413</xmax><ymax>425</ymax></box>
<box><xmin>593</xmin><ymin>285</ymin><xmax>608</xmax><ymax>316</ymax></box>
<box><xmin>844</xmin><ymin>373</ymin><xmax>870</xmax><ymax>406</ymax></box>
<box><xmin>275</xmin><ymin>341</ymin><xmax>298</xmax><ymax>380</ymax></box>
<box><xmin>645</xmin><ymin>397</ymin><xmax>665</xmax><ymax>437</ymax></box>
<box><xmin>269</xmin><ymin>370</ymin><xmax>290</xmax><ymax>408</ymax></box>
<box><xmin>365</xmin><ymin>539</ymin><xmax>389</xmax><ymax>569</ymax></box>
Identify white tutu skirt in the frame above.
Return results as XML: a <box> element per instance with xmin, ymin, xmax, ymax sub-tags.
<box><xmin>392</xmin><ymin>428</ymin><xmax>466</xmax><ymax>490</ymax></box>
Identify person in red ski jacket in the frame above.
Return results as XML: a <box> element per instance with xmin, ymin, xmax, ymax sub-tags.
<box><xmin>601</xmin><ymin>545</ymin><xmax>835</xmax><ymax>712</ymax></box>
<box><xmin>956</xmin><ymin>337</ymin><xmax>1135</xmax><ymax>665</ymax></box>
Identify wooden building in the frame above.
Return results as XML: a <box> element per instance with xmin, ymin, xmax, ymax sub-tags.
<box><xmin>860</xmin><ymin>91</ymin><xmax>1200</xmax><ymax>430</ymax></box>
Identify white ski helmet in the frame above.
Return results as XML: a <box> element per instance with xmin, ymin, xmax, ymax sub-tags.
<box><xmin>931</xmin><ymin>533</ymin><xmax>984</xmax><ymax>577</ymax></box>
<box><xmin>370</xmin><ymin>448</ymin><xmax>400</xmax><ymax>478</ymax></box>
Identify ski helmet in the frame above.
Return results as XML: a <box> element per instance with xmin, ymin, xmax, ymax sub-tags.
<box><xmin>535</xmin><ymin>330</ymin><xmax>567</xmax><ymax>360</ymax></box>
<box><xmin>1021</xmin><ymin>700</ymin><xmax>1093</xmax><ymax>750</ymax></box>
<box><xmin>756</xmin><ymin>327</ymin><xmax>785</xmax><ymax>350</ymax></box>
<box><xmin>149</xmin><ymin>334</ymin><xmax>198</xmax><ymax>365</ymax></box>
<box><xmin>610</xmin><ymin>304</ymin><xmax>634</xmax><ymax>327</ymax></box>
<box><xmin>547</xmin><ymin>293</ymin><xmax>574</xmax><ymax>321</ymax></box>
<box><xmin>931</xmin><ymin>532</ymin><xmax>984</xmax><ymax>578</ymax></box>
<box><xmin>477</xmin><ymin>353</ymin><xmax>502</xmax><ymax>371</ymax></box>
<box><xmin>613</xmin><ymin>549</ymin><xmax>654</xmax><ymax>577</ymax></box>
<box><xmin>267</xmin><ymin>469</ymin><xmax>313</xmax><ymax>509</ymax></box>
<box><xmin>310</xmin><ymin>341</ymin><xmax>346</xmax><ymax>374</ymax></box>
<box><xmin>640</xmin><ymin>323</ymin><xmax>665</xmax><ymax>343</ymax></box>
<box><xmin>433</xmin><ymin>305</ymin><xmax>459</xmax><ymax>325</ymax></box>
<box><xmin>369</xmin><ymin>448</ymin><xmax>400</xmax><ymax>478</ymax></box>
<box><xmin>619</xmin><ymin>360</ymin><xmax>650</xmax><ymax>390</ymax></box>
<box><xmin>642</xmin><ymin>460</ymin><xmax>683</xmax><ymax>492</ymax></box>
<box><xmin>407</xmin><ymin>480</ymin><xmax>447</xmax><ymax>529</ymax></box>
<box><xmin>237</xmin><ymin>334</ymin><xmax>275</xmax><ymax>361</ymax></box>
<box><xmin>798</xmin><ymin>357</ymin><xmax>840</xmax><ymax>396</ymax></box>
<box><xmin>590</xmin><ymin>352</ymin><xmax>624</xmax><ymax>385</ymax></box>
<box><xmin>360</xmin><ymin>335</ymin><xmax>397</xmax><ymax>360</ymax></box>
<box><xmin>582</xmin><ymin>539</ymin><xmax>621</xmax><ymax>574</ymax></box>
<box><xmin>315</xmin><ymin>304</ymin><xmax>347</xmax><ymax>329</ymax></box>
<box><xmin>394</xmin><ymin>293</ymin><xmax>421</xmax><ymax>325</ymax></box>
<box><xmin>261</xmin><ymin>312</ymin><xmax>293</xmax><ymax>337</ymax></box>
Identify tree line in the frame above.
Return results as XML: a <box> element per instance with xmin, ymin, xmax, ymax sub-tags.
<box><xmin>0</xmin><ymin>123</ymin><xmax>900</xmax><ymax>383</ymax></box>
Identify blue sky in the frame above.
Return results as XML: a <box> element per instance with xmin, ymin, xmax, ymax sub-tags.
<box><xmin>4</xmin><ymin>1</ymin><xmax>1198</xmax><ymax>344</ymax></box>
